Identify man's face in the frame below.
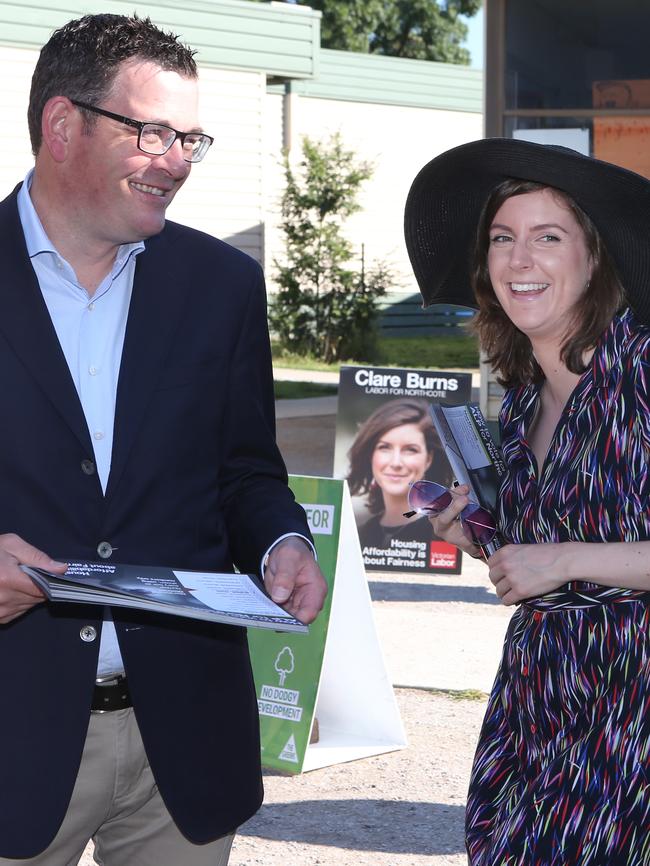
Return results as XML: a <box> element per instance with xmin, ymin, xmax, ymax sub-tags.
<box><xmin>67</xmin><ymin>59</ymin><xmax>200</xmax><ymax>247</ymax></box>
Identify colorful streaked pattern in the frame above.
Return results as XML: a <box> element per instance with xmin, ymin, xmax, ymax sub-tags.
<box><xmin>467</xmin><ymin>310</ymin><xmax>650</xmax><ymax>864</ymax></box>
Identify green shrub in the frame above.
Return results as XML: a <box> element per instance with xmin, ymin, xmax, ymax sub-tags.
<box><xmin>269</xmin><ymin>134</ymin><xmax>393</xmax><ymax>363</ymax></box>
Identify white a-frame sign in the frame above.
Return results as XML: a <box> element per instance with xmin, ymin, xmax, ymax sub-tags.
<box><xmin>248</xmin><ymin>476</ymin><xmax>407</xmax><ymax>772</ymax></box>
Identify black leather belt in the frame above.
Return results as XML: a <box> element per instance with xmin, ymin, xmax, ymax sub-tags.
<box><xmin>91</xmin><ymin>675</ymin><xmax>132</xmax><ymax>712</ymax></box>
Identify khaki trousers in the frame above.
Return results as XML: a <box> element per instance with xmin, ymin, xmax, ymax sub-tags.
<box><xmin>0</xmin><ymin>708</ymin><xmax>234</xmax><ymax>866</ymax></box>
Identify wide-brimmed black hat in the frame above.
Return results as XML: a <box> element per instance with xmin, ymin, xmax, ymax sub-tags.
<box><xmin>404</xmin><ymin>137</ymin><xmax>650</xmax><ymax>325</ymax></box>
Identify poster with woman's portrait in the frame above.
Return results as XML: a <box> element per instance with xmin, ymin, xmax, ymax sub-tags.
<box><xmin>334</xmin><ymin>365</ymin><xmax>473</xmax><ymax>574</ymax></box>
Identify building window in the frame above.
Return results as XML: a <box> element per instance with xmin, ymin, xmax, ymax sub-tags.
<box><xmin>489</xmin><ymin>0</ymin><xmax>650</xmax><ymax>175</ymax></box>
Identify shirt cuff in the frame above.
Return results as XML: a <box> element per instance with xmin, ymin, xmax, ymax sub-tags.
<box><xmin>260</xmin><ymin>533</ymin><xmax>317</xmax><ymax>575</ymax></box>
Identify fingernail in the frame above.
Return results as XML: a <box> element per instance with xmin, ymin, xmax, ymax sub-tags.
<box><xmin>272</xmin><ymin>587</ymin><xmax>291</xmax><ymax>602</ymax></box>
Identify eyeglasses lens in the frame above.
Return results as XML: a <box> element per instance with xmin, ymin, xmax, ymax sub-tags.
<box><xmin>183</xmin><ymin>135</ymin><xmax>211</xmax><ymax>162</ymax></box>
<box><xmin>140</xmin><ymin>124</ymin><xmax>174</xmax><ymax>154</ymax></box>
<box><xmin>461</xmin><ymin>505</ymin><xmax>497</xmax><ymax>545</ymax></box>
<box><xmin>408</xmin><ymin>480</ymin><xmax>452</xmax><ymax>514</ymax></box>
<box><xmin>140</xmin><ymin>125</ymin><xmax>211</xmax><ymax>163</ymax></box>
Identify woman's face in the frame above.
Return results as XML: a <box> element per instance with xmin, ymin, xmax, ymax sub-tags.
<box><xmin>371</xmin><ymin>423</ymin><xmax>432</xmax><ymax>501</ymax></box>
<box><xmin>487</xmin><ymin>188</ymin><xmax>592</xmax><ymax>345</ymax></box>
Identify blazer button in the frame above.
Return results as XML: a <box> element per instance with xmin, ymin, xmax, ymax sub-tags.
<box><xmin>80</xmin><ymin>625</ymin><xmax>97</xmax><ymax>642</ymax></box>
<box><xmin>81</xmin><ymin>459</ymin><xmax>96</xmax><ymax>475</ymax></box>
<box><xmin>97</xmin><ymin>541</ymin><xmax>113</xmax><ymax>559</ymax></box>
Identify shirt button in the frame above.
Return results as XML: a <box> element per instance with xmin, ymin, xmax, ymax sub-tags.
<box><xmin>533</xmin><ymin>612</ymin><xmax>543</xmax><ymax>622</ymax></box>
<box><xmin>530</xmin><ymin>723</ymin><xmax>537</xmax><ymax>734</ymax></box>
<box><xmin>93</xmin><ymin>431</ymin><xmax>105</xmax><ymax>441</ymax></box>
<box><xmin>81</xmin><ymin>459</ymin><xmax>96</xmax><ymax>475</ymax></box>
<box><xmin>97</xmin><ymin>542</ymin><xmax>113</xmax><ymax>559</ymax></box>
<box><xmin>80</xmin><ymin>625</ymin><xmax>97</xmax><ymax>642</ymax></box>
<box><xmin>522</xmin><ymin>666</ymin><xmax>529</xmax><ymax>676</ymax></box>
<box><xmin>88</xmin><ymin>366</ymin><xmax>98</xmax><ymax>376</ymax></box>
<box><xmin>87</xmin><ymin>302</ymin><xmax>95</xmax><ymax>311</ymax></box>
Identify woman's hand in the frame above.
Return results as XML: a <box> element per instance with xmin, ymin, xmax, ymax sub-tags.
<box><xmin>427</xmin><ymin>484</ymin><xmax>482</xmax><ymax>558</ymax></box>
<box><xmin>487</xmin><ymin>542</ymin><xmax>572</xmax><ymax>605</ymax></box>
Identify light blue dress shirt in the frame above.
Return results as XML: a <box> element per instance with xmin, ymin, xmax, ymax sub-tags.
<box><xmin>17</xmin><ymin>171</ymin><xmax>143</xmax><ymax>675</ymax></box>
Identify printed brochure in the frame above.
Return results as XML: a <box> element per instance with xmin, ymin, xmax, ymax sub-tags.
<box><xmin>21</xmin><ymin>560</ymin><xmax>308</xmax><ymax>633</ymax></box>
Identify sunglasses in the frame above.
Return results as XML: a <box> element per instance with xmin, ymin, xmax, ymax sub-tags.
<box><xmin>403</xmin><ymin>480</ymin><xmax>497</xmax><ymax>547</ymax></box>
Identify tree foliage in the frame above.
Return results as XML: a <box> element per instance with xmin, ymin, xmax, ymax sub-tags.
<box><xmin>252</xmin><ymin>0</ymin><xmax>482</xmax><ymax>64</ymax></box>
<box><xmin>269</xmin><ymin>134</ymin><xmax>392</xmax><ymax>363</ymax></box>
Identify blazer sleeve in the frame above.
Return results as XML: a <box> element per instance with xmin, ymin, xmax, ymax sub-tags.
<box><xmin>216</xmin><ymin>261</ymin><xmax>313</xmax><ymax>573</ymax></box>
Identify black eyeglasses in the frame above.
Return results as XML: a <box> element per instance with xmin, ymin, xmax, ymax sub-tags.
<box><xmin>403</xmin><ymin>479</ymin><xmax>498</xmax><ymax>547</ymax></box>
<box><xmin>71</xmin><ymin>99</ymin><xmax>214</xmax><ymax>163</ymax></box>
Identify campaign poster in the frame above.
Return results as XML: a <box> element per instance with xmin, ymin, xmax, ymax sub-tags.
<box><xmin>333</xmin><ymin>365</ymin><xmax>473</xmax><ymax>573</ymax></box>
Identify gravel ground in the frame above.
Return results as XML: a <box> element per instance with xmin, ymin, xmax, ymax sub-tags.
<box><xmin>276</xmin><ymin>412</ymin><xmax>338</xmax><ymax>477</ymax></box>
<box><xmin>230</xmin><ymin>689</ymin><xmax>485</xmax><ymax>866</ymax></box>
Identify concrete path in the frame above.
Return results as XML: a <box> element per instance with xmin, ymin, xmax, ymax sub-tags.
<box><xmin>275</xmin><ymin>395</ymin><xmax>339</xmax><ymax>419</ymax></box>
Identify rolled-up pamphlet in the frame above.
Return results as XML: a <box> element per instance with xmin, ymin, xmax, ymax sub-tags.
<box><xmin>429</xmin><ymin>403</ymin><xmax>506</xmax><ymax>558</ymax></box>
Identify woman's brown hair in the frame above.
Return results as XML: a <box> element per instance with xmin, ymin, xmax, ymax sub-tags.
<box><xmin>471</xmin><ymin>179</ymin><xmax>626</xmax><ymax>388</ymax></box>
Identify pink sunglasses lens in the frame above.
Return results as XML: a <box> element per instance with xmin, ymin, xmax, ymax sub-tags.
<box><xmin>462</xmin><ymin>505</ymin><xmax>497</xmax><ymax>545</ymax></box>
<box><xmin>408</xmin><ymin>480</ymin><xmax>452</xmax><ymax>514</ymax></box>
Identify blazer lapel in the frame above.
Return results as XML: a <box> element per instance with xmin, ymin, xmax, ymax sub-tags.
<box><xmin>106</xmin><ymin>226</ymin><xmax>191</xmax><ymax>500</ymax></box>
<box><xmin>0</xmin><ymin>190</ymin><xmax>94</xmax><ymax>453</ymax></box>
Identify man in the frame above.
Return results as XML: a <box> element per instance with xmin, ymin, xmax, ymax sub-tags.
<box><xmin>0</xmin><ymin>13</ymin><xmax>326</xmax><ymax>865</ymax></box>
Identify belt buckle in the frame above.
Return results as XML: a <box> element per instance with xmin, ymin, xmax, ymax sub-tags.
<box><xmin>95</xmin><ymin>671</ymin><xmax>125</xmax><ymax>686</ymax></box>
<box><xmin>91</xmin><ymin>673</ymin><xmax>130</xmax><ymax>714</ymax></box>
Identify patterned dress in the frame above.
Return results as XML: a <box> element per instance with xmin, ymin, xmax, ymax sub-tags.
<box><xmin>466</xmin><ymin>310</ymin><xmax>650</xmax><ymax>865</ymax></box>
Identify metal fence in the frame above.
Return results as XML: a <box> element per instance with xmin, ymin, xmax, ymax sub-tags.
<box><xmin>377</xmin><ymin>293</ymin><xmax>475</xmax><ymax>336</ymax></box>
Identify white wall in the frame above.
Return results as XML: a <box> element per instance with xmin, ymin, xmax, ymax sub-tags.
<box><xmin>0</xmin><ymin>47</ymin><xmax>39</xmax><ymax>192</ymax></box>
<box><xmin>174</xmin><ymin>66</ymin><xmax>266</xmax><ymax>262</ymax></box>
<box><xmin>263</xmin><ymin>90</ymin><xmax>482</xmax><ymax>295</ymax></box>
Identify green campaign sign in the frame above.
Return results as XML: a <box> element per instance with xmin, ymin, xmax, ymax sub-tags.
<box><xmin>248</xmin><ymin>475</ymin><xmax>341</xmax><ymax>773</ymax></box>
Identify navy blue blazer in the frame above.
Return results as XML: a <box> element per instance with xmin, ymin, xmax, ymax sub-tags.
<box><xmin>0</xmin><ymin>188</ymin><xmax>311</xmax><ymax>857</ymax></box>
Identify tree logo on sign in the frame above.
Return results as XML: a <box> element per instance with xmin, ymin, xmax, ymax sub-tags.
<box><xmin>275</xmin><ymin>647</ymin><xmax>295</xmax><ymax>686</ymax></box>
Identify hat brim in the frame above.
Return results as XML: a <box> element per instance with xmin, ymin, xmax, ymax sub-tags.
<box><xmin>404</xmin><ymin>137</ymin><xmax>650</xmax><ymax>326</ymax></box>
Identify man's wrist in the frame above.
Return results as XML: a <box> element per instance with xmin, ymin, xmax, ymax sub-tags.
<box><xmin>261</xmin><ymin>533</ymin><xmax>316</xmax><ymax>574</ymax></box>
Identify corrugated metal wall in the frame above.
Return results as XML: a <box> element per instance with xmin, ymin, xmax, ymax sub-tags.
<box><xmin>291</xmin><ymin>48</ymin><xmax>482</xmax><ymax>113</ymax></box>
<box><xmin>0</xmin><ymin>0</ymin><xmax>320</xmax><ymax>78</ymax></box>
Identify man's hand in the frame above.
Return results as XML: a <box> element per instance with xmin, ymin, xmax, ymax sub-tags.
<box><xmin>0</xmin><ymin>533</ymin><xmax>67</xmax><ymax>624</ymax></box>
<box><xmin>263</xmin><ymin>537</ymin><xmax>327</xmax><ymax>624</ymax></box>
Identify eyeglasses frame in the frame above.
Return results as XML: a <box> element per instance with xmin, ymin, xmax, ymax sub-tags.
<box><xmin>70</xmin><ymin>99</ymin><xmax>214</xmax><ymax>163</ymax></box>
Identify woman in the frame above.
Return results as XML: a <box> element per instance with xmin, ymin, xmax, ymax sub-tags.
<box><xmin>347</xmin><ymin>398</ymin><xmax>452</xmax><ymax>549</ymax></box>
<box><xmin>404</xmin><ymin>139</ymin><xmax>650</xmax><ymax>864</ymax></box>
